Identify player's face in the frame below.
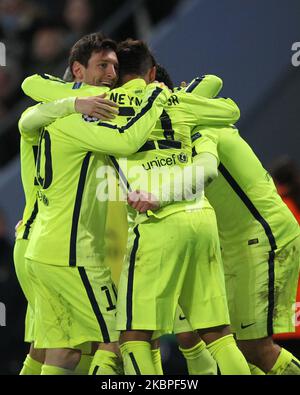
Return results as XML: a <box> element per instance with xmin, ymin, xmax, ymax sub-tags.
<box><xmin>83</xmin><ymin>50</ymin><xmax>118</xmax><ymax>88</ymax></box>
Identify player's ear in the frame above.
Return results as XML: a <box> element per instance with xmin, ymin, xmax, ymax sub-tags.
<box><xmin>149</xmin><ymin>66</ymin><xmax>156</xmax><ymax>83</ymax></box>
<box><xmin>72</xmin><ymin>61</ymin><xmax>84</xmax><ymax>81</ymax></box>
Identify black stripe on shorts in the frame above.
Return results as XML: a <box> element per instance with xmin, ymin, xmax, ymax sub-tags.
<box><xmin>92</xmin><ymin>366</ymin><xmax>99</xmax><ymax>375</ymax></box>
<box><xmin>126</xmin><ymin>226</ymin><xmax>140</xmax><ymax>330</ymax></box>
<box><xmin>129</xmin><ymin>352</ymin><xmax>141</xmax><ymax>375</ymax></box>
<box><xmin>78</xmin><ymin>267</ymin><xmax>110</xmax><ymax>343</ymax></box>
<box><xmin>218</xmin><ymin>162</ymin><xmax>277</xmax><ymax>336</ymax></box>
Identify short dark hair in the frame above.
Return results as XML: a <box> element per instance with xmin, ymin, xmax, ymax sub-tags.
<box><xmin>117</xmin><ymin>39</ymin><xmax>156</xmax><ymax>81</ymax></box>
<box><xmin>155</xmin><ymin>64</ymin><xmax>174</xmax><ymax>90</ymax></box>
<box><xmin>68</xmin><ymin>32</ymin><xmax>117</xmax><ymax>77</ymax></box>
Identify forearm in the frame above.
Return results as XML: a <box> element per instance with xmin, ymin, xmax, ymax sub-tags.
<box><xmin>21</xmin><ymin>74</ymin><xmax>107</xmax><ymax>102</ymax></box>
<box><xmin>158</xmin><ymin>153</ymin><xmax>218</xmax><ymax>207</ymax></box>
<box><xmin>19</xmin><ymin>97</ymin><xmax>76</xmax><ymax>134</ymax></box>
<box><xmin>90</xmin><ymin>85</ymin><xmax>169</xmax><ymax>155</ymax></box>
<box><xmin>22</xmin><ymin>74</ymin><xmax>69</xmax><ymax>102</ymax></box>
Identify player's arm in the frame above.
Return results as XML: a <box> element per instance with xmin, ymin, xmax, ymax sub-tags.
<box><xmin>60</xmin><ymin>83</ymin><xmax>170</xmax><ymax>156</ymax></box>
<box><xmin>128</xmin><ymin>152</ymin><xmax>218</xmax><ymax>213</ymax></box>
<box><xmin>19</xmin><ymin>97</ymin><xmax>77</xmax><ymax>139</ymax></box>
<box><xmin>21</xmin><ymin>73</ymin><xmax>117</xmax><ymax>111</ymax></box>
<box><xmin>157</xmin><ymin>131</ymin><xmax>219</xmax><ymax>208</ymax></box>
<box><xmin>190</xmin><ymin>129</ymin><xmax>220</xmax><ymax>196</ymax></box>
<box><xmin>21</xmin><ymin>74</ymin><xmax>119</xmax><ymax>119</ymax></box>
<box><xmin>185</xmin><ymin>74</ymin><xmax>223</xmax><ymax>98</ymax></box>
<box><xmin>128</xmin><ymin>130</ymin><xmax>220</xmax><ymax>212</ymax></box>
<box><xmin>183</xmin><ymin>93</ymin><xmax>240</xmax><ymax>126</ymax></box>
<box><xmin>19</xmin><ymin>94</ymin><xmax>118</xmax><ymax>140</ymax></box>
<box><xmin>22</xmin><ymin>74</ymin><xmax>82</xmax><ymax>102</ymax></box>
<box><xmin>21</xmin><ymin>74</ymin><xmax>108</xmax><ymax>102</ymax></box>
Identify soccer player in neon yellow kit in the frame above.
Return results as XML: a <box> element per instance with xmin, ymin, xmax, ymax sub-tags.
<box><xmin>22</xmin><ymin>66</ymin><xmax>225</xmax><ymax>376</ymax></box>
<box><xmin>15</xmin><ymin>33</ymin><xmax>120</xmax><ymax>375</ymax></box>
<box><xmin>18</xmin><ymin>43</ymin><xmax>171</xmax><ymax>376</ymax></box>
<box><xmin>20</xmin><ymin>40</ymin><xmax>251</xmax><ymax>375</ymax></box>
<box><xmin>193</xmin><ymin>124</ymin><xmax>300</xmax><ymax>375</ymax></box>
<box><xmin>108</xmin><ymin>40</ymin><xmax>250</xmax><ymax>375</ymax></box>
<box><xmin>165</xmin><ymin>77</ymin><xmax>300</xmax><ymax>375</ymax></box>
<box><xmin>149</xmin><ymin>65</ymin><xmax>223</xmax><ymax>375</ymax></box>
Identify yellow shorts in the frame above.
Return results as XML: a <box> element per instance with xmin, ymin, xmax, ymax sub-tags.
<box><xmin>223</xmin><ymin>234</ymin><xmax>300</xmax><ymax>340</ymax></box>
<box><xmin>116</xmin><ymin>208</ymin><xmax>230</xmax><ymax>332</ymax></box>
<box><xmin>173</xmin><ymin>305</ymin><xmax>193</xmax><ymax>335</ymax></box>
<box><xmin>25</xmin><ymin>258</ymin><xmax>119</xmax><ymax>349</ymax></box>
<box><xmin>14</xmin><ymin>238</ymin><xmax>35</xmax><ymax>343</ymax></box>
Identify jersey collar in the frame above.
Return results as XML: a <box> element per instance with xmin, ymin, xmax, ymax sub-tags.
<box><xmin>121</xmin><ymin>78</ymin><xmax>147</xmax><ymax>90</ymax></box>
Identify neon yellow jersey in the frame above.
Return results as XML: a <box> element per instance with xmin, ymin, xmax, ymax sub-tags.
<box><xmin>18</xmin><ymin>74</ymin><xmax>100</xmax><ymax>241</ymax></box>
<box><xmin>192</xmin><ymin>125</ymin><xmax>300</xmax><ymax>249</ymax></box>
<box><xmin>184</xmin><ymin>74</ymin><xmax>223</xmax><ymax>97</ymax></box>
<box><xmin>186</xmin><ymin>77</ymin><xmax>300</xmax><ymax>249</ymax></box>
<box><xmin>109</xmin><ymin>77</ymin><xmax>239</xmax><ymax>224</ymax></box>
<box><xmin>22</xmin><ymin>74</ymin><xmax>239</xmax><ymax>227</ymax></box>
<box><xmin>16</xmin><ymin>109</ymin><xmax>39</xmax><ymax>240</ymax></box>
<box><xmin>21</xmin><ymin>79</ymin><xmax>169</xmax><ymax>267</ymax></box>
<box><xmin>17</xmin><ymin>97</ymin><xmax>81</xmax><ymax>241</ymax></box>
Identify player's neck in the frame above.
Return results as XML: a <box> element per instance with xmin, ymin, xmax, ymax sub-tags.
<box><xmin>121</xmin><ymin>74</ymin><xmax>145</xmax><ymax>84</ymax></box>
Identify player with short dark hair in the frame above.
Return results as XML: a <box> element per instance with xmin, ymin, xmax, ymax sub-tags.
<box><xmin>19</xmin><ymin>73</ymin><xmax>169</xmax><ymax>375</ymax></box>
<box><xmin>68</xmin><ymin>32</ymin><xmax>118</xmax><ymax>86</ymax></box>
<box><xmin>20</xmin><ymin>38</ymin><xmax>250</xmax><ymax>375</ymax></box>
<box><xmin>111</xmin><ymin>39</ymin><xmax>250</xmax><ymax>375</ymax></box>
<box><xmin>15</xmin><ymin>33</ymin><xmax>153</xmax><ymax>375</ymax></box>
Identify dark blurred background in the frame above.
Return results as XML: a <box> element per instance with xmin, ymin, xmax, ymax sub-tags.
<box><xmin>0</xmin><ymin>0</ymin><xmax>299</xmax><ymax>374</ymax></box>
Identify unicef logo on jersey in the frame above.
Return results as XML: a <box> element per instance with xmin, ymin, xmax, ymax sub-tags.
<box><xmin>177</xmin><ymin>153</ymin><xmax>188</xmax><ymax>163</ymax></box>
<box><xmin>82</xmin><ymin>114</ymin><xmax>99</xmax><ymax>122</ymax></box>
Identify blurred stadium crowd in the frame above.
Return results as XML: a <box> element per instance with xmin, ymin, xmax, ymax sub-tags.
<box><xmin>0</xmin><ymin>0</ymin><xmax>299</xmax><ymax>375</ymax></box>
<box><xmin>0</xmin><ymin>0</ymin><xmax>180</xmax><ymax>167</ymax></box>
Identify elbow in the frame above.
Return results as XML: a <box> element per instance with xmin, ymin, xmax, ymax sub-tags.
<box><xmin>21</xmin><ymin>74</ymin><xmax>38</xmax><ymax>97</ymax></box>
<box><xmin>114</xmin><ymin>146</ymin><xmax>136</xmax><ymax>157</ymax></box>
<box><xmin>207</xmin><ymin>75</ymin><xmax>223</xmax><ymax>93</ymax></box>
<box><xmin>229</xmin><ymin>102</ymin><xmax>240</xmax><ymax>123</ymax></box>
<box><xmin>233</xmin><ymin>106</ymin><xmax>240</xmax><ymax>122</ymax></box>
<box><xmin>18</xmin><ymin>116</ymin><xmax>25</xmax><ymax>131</ymax></box>
<box><xmin>21</xmin><ymin>76</ymin><xmax>33</xmax><ymax>96</ymax></box>
<box><xmin>18</xmin><ymin>116</ymin><xmax>29</xmax><ymax>134</ymax></box>
<box><xmin>118</xmin><ymin>140</ymin><xmax>143</xmax><ymax>156</ymax></box>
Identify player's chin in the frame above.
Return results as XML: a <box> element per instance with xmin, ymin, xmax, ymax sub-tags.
<box><xmin>99</xmin><ymin>80</ymin><xmax>114</xmax><ymax>88</ymax></box>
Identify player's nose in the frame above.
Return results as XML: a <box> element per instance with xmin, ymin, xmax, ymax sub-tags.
<box><xmin>106</xmin><ymin>64</ymin><xmax>117</xmax><ymax>80</ymax></box>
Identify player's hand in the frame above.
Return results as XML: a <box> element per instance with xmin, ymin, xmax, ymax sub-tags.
<box><xmin>75</xmin><ymin>94</ymin><xmax>119</xmax><ymax>120</ymax></box>
<box><xmin>180</xmin><ymin>81</ymin><xmax>187</xmax><ymax>88</ymax></box>
<box><xmin>127</xmin><ymin>190</ymin><xmax>160</xmax><ymax>213</ymax></box>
